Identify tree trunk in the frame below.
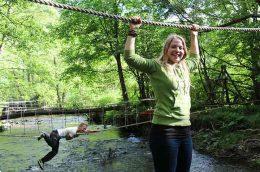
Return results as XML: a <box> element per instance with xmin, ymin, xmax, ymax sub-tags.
<box><xmin>222</xmin><ymin>66</ymin><xmax>230</xmax><ymax>104</ymax></box>
<box><xmin>53</xmin><ymin>56</ymin><xmax>64</xmax><ymax>108</ymax></box>
<box><xmin>200</xmin><ymin>48</ymin><xmax>216</xmax><ymax>104</ymax></box>
<box><xmin>114</xmin><ymin>53</ymin><xmax>129</xmax><ymax>102</ymax></box>
<box><xmin>130</xmin><ymin>68</ymin><xmax>147</xmax><ymax>100</ymax></box>
<box><xmin>139</xmin><ymin>73</ymin><xmax>147</xmax><ymax>99</ymax></box>
<box><xmin>113</xmin><ymin>4</ymin><xmax>129</xmax><ymax>102</ymax></box>
<box><xmin>250</xmin><ymin>3</ymin><xmax>260</xmax><ymax>104</ymax></box>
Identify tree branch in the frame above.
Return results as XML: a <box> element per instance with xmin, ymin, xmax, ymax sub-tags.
<box><xmin>201</xmin><ymin>46</ymin><xmax>249</xmax><ymax>69</ymax></box>
<box><xmin>219</xmin><ymin>14</ymin><xmax>259</xmax><ymax>27</ymax></box>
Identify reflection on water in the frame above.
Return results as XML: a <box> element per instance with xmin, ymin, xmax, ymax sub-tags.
<box><xmin>0</xmin><ymin>115</ymin><xmax>258</xmax><ymax>172</ymax></box>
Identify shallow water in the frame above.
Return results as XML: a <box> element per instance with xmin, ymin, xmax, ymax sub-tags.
<box><xmin>0</xmin><ymin>115</ymin><xmax>257</xmax><ymax>172</ymax></box>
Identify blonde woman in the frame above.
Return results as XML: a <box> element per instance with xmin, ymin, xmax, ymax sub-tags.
<box><xmin>124</xmin><ymin>17</ymin><xmax>199</xmax><ymax>172</ymax></box>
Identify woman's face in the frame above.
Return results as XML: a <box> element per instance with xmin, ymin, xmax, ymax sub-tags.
<box><xmin>166</xmin><ymin>38</ymin><xmax>184</xmax><ymax>64</ymax></box>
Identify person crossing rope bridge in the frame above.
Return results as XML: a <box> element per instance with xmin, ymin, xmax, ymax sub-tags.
<box><xmin>37</xmin><ymin>123</ymin><xmax>99</xmax><ymax>170</ymax></box>
<box><xmin>27</xmin><ymin>0</ymin><xmax>260</xmax><ymax>32</ymax></box>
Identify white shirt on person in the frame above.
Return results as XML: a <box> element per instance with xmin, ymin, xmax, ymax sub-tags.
<box><xmin>57</xmin><ymin>127</ymin><xmax>78</xmax><ymax>137</ymax></box>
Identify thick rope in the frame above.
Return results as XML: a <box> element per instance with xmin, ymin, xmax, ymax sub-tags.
<box><xmin>28</xmin><ymin>0</ymin><xmax>260</xmax><ymax>32</ymax></box>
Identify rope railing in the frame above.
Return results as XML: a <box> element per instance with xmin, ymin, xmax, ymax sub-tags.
<box><xmin>28</xmin><ymin>0</ymin><xmax>260</xmax><ymax>32</ymax></box>
<box><xmin>1</xmin><ymin>100</ymin><xmax>258</xmax><ymax>139</ymax></box>
<box><xmin>0</xmin><ymin>98</ymin><xmax>154</xmax><ymax>116</ymax></box>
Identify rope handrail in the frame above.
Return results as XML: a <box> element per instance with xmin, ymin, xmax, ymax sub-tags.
<box><xmin>0</xmin><ymin>98</ymin><xmax>155</xmax><ymax>114</ymax></box>
<box><xmin>0</xmin><ymin>121</ymin><xmax>152</xmax><ymax>138</ymax></box>
<box><xmin>1</xmin><ymin>101</ymin><xmax>258</xmax><ymax>138</ymax></box>
<box><xmin>28</xmin><ymin>0</ymin><xmax>260</xmax><ymax>32</ymax></box>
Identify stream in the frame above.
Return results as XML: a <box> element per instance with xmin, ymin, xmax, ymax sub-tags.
<box><xmin>0</xmin><ymin>115</ymin><xmax>257</xmax><ymax>172</ymax></box>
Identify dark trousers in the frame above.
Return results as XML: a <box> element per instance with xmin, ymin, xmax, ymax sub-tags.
<box><xmin>149</xmin><ymin>124</ymin><xmax>193</xmax><ymax>172</ymax></box>
<box><xmin>41</xmin><ymin>130</ymin><xmax>60</xmax><ymax>163</ymax></box>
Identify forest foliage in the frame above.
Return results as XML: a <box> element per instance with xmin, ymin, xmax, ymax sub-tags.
<box><xmin>0</xmin><ymin>0</ymin><xmax>259</xmax><ymax>108</ymax></box>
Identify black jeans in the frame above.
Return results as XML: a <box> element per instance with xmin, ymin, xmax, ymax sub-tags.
<box><xmin>41</xmin><ymin>130</ymin><xmax>60</xmax><ymax>163</ymax></box>
<box><xmin>149</xmin><ymin>124</ymin><xmax>192</xmax><ymax>172</ymax></box>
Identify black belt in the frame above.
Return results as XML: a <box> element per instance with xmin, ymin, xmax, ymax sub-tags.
<box><xmin>151</xmin><ymin>124</ymin><xmax>191</xmax><ymax>138</ymax></box>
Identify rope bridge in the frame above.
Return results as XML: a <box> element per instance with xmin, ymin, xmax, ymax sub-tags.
<box><xmin>0</xmin><ymin>99</ymin><xmax>154</xmax><ymax>138</ymax></box>
<box><xmin>0</xmin><ymin>102</ymin><xmax>250</xmax><ymax>139</ymax></box>
<box><xmin>28</xmin><ymin>0</ymin><xmax>260</xmax><ymax>32</ymax></box>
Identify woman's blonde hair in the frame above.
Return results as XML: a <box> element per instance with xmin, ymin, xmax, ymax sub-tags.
<box><xmin>78</xmin><ymin>123</ymin><xmax>87</xmax><ymax>128</ymax></box>
<box><xmin>158</xmin><ymin>34</ymin><xmax>191</xmax><ymax>93</ymax></box>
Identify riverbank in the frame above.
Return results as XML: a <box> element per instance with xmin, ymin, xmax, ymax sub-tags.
<box><xmin>191</xmin><ymin>104</ymin><xmax>260</xmax><ymax>169</ymax></box>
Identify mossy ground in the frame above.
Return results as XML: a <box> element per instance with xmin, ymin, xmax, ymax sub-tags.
<box><xmin>191</xmin><ymin>105</ymin><xmax>260</xmax><ymax>169</ymax></box>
